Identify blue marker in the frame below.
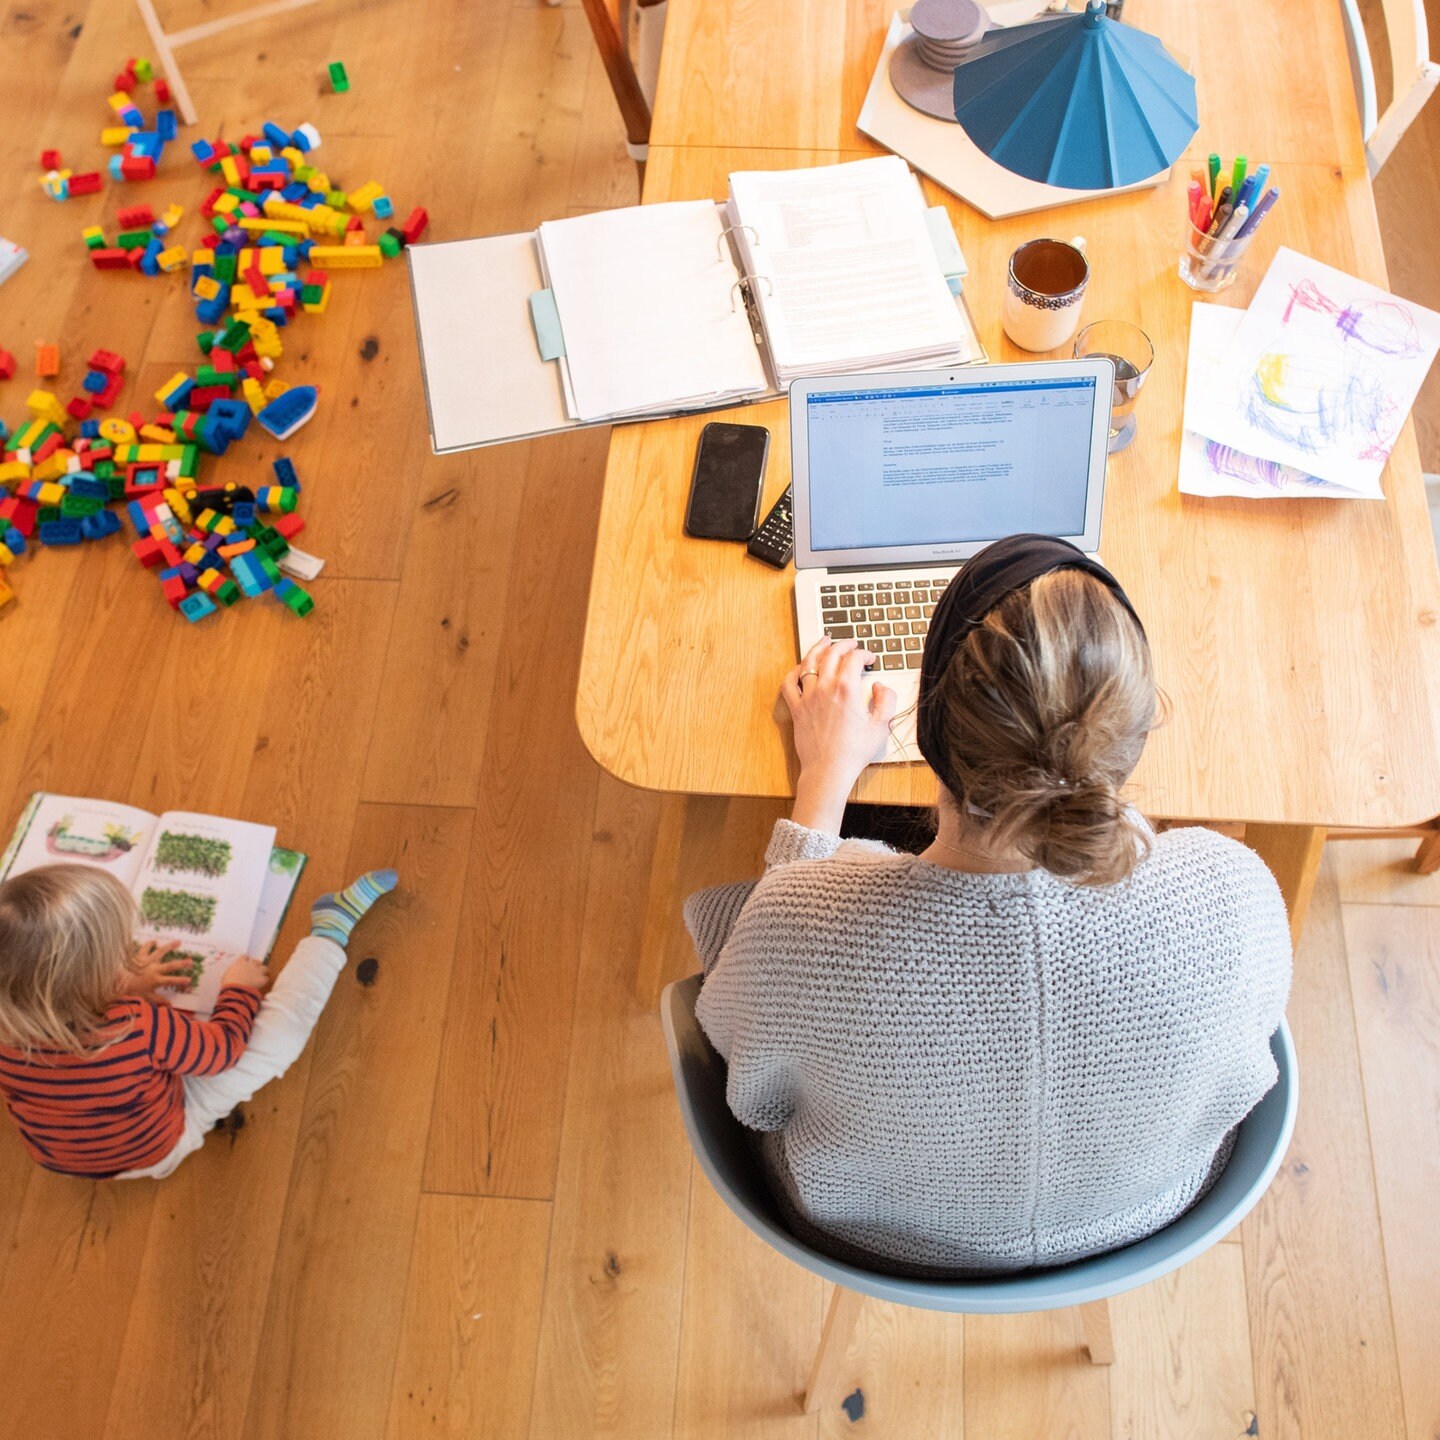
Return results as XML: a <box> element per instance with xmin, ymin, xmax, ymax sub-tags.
<box><xmin>1235</xmin><ymin>185</ymin><xmax>1280</xmax><ymax>238</ymax></box>
<box><xmin>1248</xmin><ymin>164</ymin><xmax>1271</xmax><ymax>204</ymax></box>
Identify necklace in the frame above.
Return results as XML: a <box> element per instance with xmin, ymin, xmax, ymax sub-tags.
<box><xmin>924</xmin><ymin>832</ymin><xmax>1034</xmax><ymax>873</ymax></box>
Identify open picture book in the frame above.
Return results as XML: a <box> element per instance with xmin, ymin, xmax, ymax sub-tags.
<box><xmin>0</xmin><ymin>793</ymin><xmax>307</xmax><ymax>1017</ymax></box>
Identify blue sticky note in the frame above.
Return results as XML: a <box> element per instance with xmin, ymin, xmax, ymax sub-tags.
<box><xmin>528</xmin><ymin>288</ymin><xmax>567</xmax><ymax>362</ymax></box>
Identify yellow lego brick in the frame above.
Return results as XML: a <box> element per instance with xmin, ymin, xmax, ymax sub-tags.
<box><xmin>193</xmin><ymin>274</ymin><xmax>222</xmax><ymax>301</ymax></box>
<box><xmin>26</xmin><ymin>390</ymin><xmax>68</xmax><ymax>428</ymax></box>
<box><xmin>139</xmin><ymin>426</ymin><xmax>178</xmax><ymax>445</ymax></box>
<box><xmin>213</xmin><ymin>193</ymin><xmax>240</xmax><ymax>215</ymax></box>
<box><xmin>302</xmin><ymin>285</ymin><xmax>332</xmax><ymax>315</ymax></box>
<box><xmin>0</xmin><ymin>461</ymin><xmax>31</xmax><ymax>487</ymax></box>
<box><xmin>258</xmin><ymin>248</ymin><xmax>287</xmax><ymax>275</ymax></box>
<box><xmin>81</xmin><ymin>224</ymin><xmax>105</xmax><ymax>243</ymax></box>
<box><xmin>242</xmin><ymin>377</ymin><xmax>267</xmax><ymax>415</ymax></box>
<box><xmin>306</xmin><ymin>171</ymin><xmax>331</xmax><ymax>194</ymax></box>
<box><xmin>0</xmin><ymin>542</ymin><xmax>15</xmax><ymax>567</ymax></box>
<box><xmin>35</xmin><ymin>482</ymin><xmax>66</xmax><ymax>506</ymax></box>
<box><xmin>164</xmin><ymin>489</ymin><xmax>193</xmax><ymax>524</ymax></box>
<box><xmin>184</xmin><ymin>542</ymin><xmax>208</xmax><ymax>564</ymax></box>
<box><xmin>157</xmin><ymin>246</ymin><xmax>189</xmax><ymax>273</ymax></box>
<box><xmin>280</xmin><ymin>146</ymin><xmax>304</xmax><ymax>168</ymax></box>
<box><xmin>250</xmin><ymin>144</ymin><xmax>273</xmax><ymax>164</ymax></box>
<box><xmin>33</xmin><ymin>453</ymin><xmax>73</xmax><ymax>483</ymax></box>
<box><xmin>14</xmin><ymin>418</ymin><xmax>48</xmax><ymax>450</ymax></box>
<box><xmin>219</xmin><ymin>156</ymin><xmax>241</xmax><ymax>187</ymax></box>
<box><xmin>263</xmin><ymin>379</ymin><xmax>291</xmax><ymax>400</ymax></box>
<box><xmin>154</xmin><ymin>370</ymin><xmax>190</xmax><ymax>403</ymax></box>
<box><xmin>239</xmin><ymin>217</ymin><xmax>307</xmax><ymax>236</ymax></box>
<box><xmin>106</xmin><ymin>91</ymin><xmax>133</xmax><ymax>112</ymax></box>
<box><xmin>213</xmin><ymin>516</ymin><xmax>236</xmax><ymax>536</ymax></box>
<box><xmin>306</xmin><ymin>244</ymin><xmax>382</xmax><ymax>269</ymax></box>
<box><xmin>0</xmin><ymin>576</ymin><xmax>14</xmax><ymax>610</ymax></box>
<box><xmin>160</xmin><ymin>204</ymin><xmax>184</xmax><ymax>229</ymax></box>
<box><xmin>346</xmin><ymin>181</ymin><xmax>385</xmax><ymax>212</ymax></box>
<box><xmin>100</xmin><ymin>125</ymin><xmax>135</xmax><ymax>146</ymax></box>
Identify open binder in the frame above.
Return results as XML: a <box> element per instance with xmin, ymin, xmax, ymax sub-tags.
<box><xmin>408</xmin><ymin>157</ymin><xmax>987</xmax><ymax>454</ymax></box>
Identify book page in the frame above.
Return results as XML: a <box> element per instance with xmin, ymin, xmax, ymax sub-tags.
<box><xmin>247</xmin><ymin>848</ymin><xmax>308</xmax><ymax>960</ymax></box>
<box><xmin>1</xmin><ymin>793</ymin><xmax>156</xmax><ymax>890</ymax></box>
<box><xmin>137</xmin><ymin>811</ymin><xmax>276</xmax><ymax>1015</ymax></box>
<box><xmin>729</xmin><ymin>158</ymin><xmax>964</xmax><ymax>371</ymax></box>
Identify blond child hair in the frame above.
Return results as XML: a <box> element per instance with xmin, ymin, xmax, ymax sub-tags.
<box><xmin>0</xmin><ymin>865</ymin><xmax>139</xmax><ymax>1054</ymax></box>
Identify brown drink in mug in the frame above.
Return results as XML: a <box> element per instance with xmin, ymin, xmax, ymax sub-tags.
<box><xmin>1003</xmin><ymin>237</ymin><xmax>1089</xmax><ymax>351</ymax></box>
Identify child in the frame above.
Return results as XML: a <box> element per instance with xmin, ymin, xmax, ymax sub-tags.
<box><xmin>0</xmin><ymin>862</ymin><xmax>396</xmax><ymax>1180</ymax></box>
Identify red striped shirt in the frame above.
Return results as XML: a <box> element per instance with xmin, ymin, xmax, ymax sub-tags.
<box><xmin>0</xmin><ymin>987</ymin><xmax>263</xmax><ymax>1177</ymax></box>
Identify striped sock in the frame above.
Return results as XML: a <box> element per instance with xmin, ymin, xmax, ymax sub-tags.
<box><xmin>310</xmin><ymin>868</ymin><xmax>398</xmax><ymax>948</ymax></box>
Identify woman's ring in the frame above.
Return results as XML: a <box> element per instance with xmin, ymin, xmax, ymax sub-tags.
<box><xmin>798</xmin><ymin>668</ymin><xmax>820</xmax><ymax>689</ymax></box>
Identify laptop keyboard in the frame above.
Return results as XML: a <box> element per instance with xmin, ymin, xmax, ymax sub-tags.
<box><xmin>819</xmin><ymin>577</ymin><xmax>951</xmax><ymax>670</ymax></box>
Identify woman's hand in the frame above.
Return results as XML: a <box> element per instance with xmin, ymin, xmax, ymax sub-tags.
<box><xmin>124</xmin><ymin>940</ymin><xmax>196</xmax><ymax>996</ymax></box>
<box><xmin>781</xmin><ymin>638</ymin><xmax>897</xmax><ymax>832</ymax></box>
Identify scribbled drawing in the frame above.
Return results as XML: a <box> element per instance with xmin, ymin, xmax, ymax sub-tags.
<box><xmin>1243</xmin><ymin>345</ymin><xmax>1396</xmax><ymax>458</ymax></box>
<box><xmin>1283</xmin><ymin>280</ymin><xmax>1422</xmax><ymax>357</ymax></box>
<box><xmin>1202</xmin><ymin>441</ymin><xmax>1333</xmax><ymax>493</ymax></box>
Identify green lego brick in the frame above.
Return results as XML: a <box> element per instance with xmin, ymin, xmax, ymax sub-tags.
<box><xmin>106</xmin><ymin>476</ymin><xmax>125</xmax><ymax>500</ymax></box>
<box><xmin>327</xmin><ymin>61</ymin><xmax>349</xmax><ymax>92</ymax></box>
<box><xmin>196</xmin><ymin>330</ymin><xmax>217</xmax><ymax>353</ymax></box>
<box><xmin>60</xmin><ymin>495</ymin><xmax>104</xmax><ymax>517</ymax></box>
<box><xmin>83</xmin><ymin>232</ymin><xmax>107</xmax><ymax>250</ymax></box>
<box><xmin>134</xmin><ymin>57</ymin><xmax>154</xmax><ymax>81</ymax></box>
<box><xmin>179</xmin><ymin>445</ymin><xmax>199</xmax><ymax>478</ymax></box>
<box><xmin>213</xmin><ymin>254</ymin><xmax>237</xmax><ymax>281</ymax></box>
<box><xmin>196</xmin><ymin>367</ymin><xmax>239</xmax><ymax>389</ymax></box>
<box><xmin>378</xmin><ymin>231</ymin><xmax>402</xmax><ymax>259</ymax></box>
<box><xmin>118</xmin><ymin>229</ymin><xmax>154</xmax><ymax>249</ymax></box>
<box><xmin>36</xmin><ymin>506</ymin><xmax>62</xmax><ymax>524</ymax></box>
<box><xmin>215</xmin><ymin>319</ymin><xmax>251</xmax><ymax>352</ymax></box>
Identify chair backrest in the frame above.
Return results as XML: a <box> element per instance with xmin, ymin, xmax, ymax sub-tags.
<box><xmin>1339</xmin><ymin>0</ymin><xmax>1440</xmax><ymax>174</ymax></box>
<box><xmin>661</xmin><ymin>974</ymin><xmax>1298</xmax><ymax>1315</ymax></box>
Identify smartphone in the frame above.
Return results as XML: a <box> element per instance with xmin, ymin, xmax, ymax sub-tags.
<box><xmin>684</xmin><ymin>422</ymin><xmax>769</xmax><ymax>540</ymax></box>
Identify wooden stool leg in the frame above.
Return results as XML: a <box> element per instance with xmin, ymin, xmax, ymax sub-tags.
<box><xmin>1244</xmin><ymin>824</ymin><xmax>1327</xmax><ymax>947</ymax></box>
<box><xmin>1414</xmin><ymin>827</ymin><xmax>1440</xmax><ymax>874</ymax></box>
<box><xmin>1079</xmin><ymin>1298</ymin><xmax>1115</xmax><ymax>1365</ymax></box>
<box><xmin>804</xmin><ymin>1285</ymin><xmax>866</xmax><ymax>1413</ymax></box>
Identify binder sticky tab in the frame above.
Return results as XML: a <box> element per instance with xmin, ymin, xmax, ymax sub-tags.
<box><xmin>528</xmin><ymin>287</ymin><xmax>566</xmax><ymax>361</ymax></box>
<box><xmin>924</xmin><ymin>207</ymin><xmax>968</xmax><ymax>285</ymax></box>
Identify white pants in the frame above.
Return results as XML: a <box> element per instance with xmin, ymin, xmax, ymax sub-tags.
<box><xmin>116</xmin><ymin>935</ymin><xmax>346</xmax><ymax>1181</ymax></box>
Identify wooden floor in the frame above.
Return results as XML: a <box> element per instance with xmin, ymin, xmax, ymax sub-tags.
<box><xmin>1</xmin><ymin>1</ymin><xmax>1439</xmax><ymax>1437</ymax></box>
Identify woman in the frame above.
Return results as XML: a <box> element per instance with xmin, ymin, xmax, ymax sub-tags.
<box><xmin>688</xmin><ymin>534</ymin><xmax>1291</xmax><ymax>1276</ymax></box>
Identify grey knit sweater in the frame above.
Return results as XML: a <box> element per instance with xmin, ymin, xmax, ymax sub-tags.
<box><xmin>686</xmin><ymin>819</ymin><xmax>1292</xmax><ymax>1276</ymax></box>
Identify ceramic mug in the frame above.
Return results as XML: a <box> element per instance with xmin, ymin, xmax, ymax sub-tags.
<box><xmin>1003</xmin><ymin>236</ymin><xmax>1089</xmax><ymax>352</ymax></box>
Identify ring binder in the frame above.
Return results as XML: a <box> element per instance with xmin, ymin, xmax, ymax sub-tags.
<box><xmin>729</xmin><ymin>274</ymin><xmax>774</xmax><ymax>312</ymax></box>
<box><xmin>716</xmin><ymin>222</ymin><xmax>760</xmax><ymax>261</ymax></box>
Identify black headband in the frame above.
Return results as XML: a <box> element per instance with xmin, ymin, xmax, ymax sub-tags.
<box><xmin>916</xmin><ymin>533</ymin><xmax>1145</xmax><ymax>794</ymax></box>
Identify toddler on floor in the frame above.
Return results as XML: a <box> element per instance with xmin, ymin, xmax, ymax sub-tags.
<box><xmin>0</xmin><ymin>863</ymin><xmax>397</xmax><ymax>1180</ymax></box>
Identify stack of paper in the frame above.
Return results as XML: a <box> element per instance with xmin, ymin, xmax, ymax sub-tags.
<box><xmin>537</xmin><ymin>201</ymin><xmax>770</xmax><ymax>424</ymax></box>
<box><xmin>1180</xmin><ymin>248</ymin><xmax>1440</xmax><ymax>500</ymax></box>
<box><xmin>727</xmin><ymin>157</ymin><xmax>978</xmax><ymax>385</ymax></box>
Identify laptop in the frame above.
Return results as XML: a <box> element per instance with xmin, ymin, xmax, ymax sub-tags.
<box><xmin>790</xmin><ymin>358</ymin><xmax>1116</xmax><ymax>762</ymax></box>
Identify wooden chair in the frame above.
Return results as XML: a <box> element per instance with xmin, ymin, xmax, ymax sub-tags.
<box><xmin>1339</xmin><ymin>0</ymin><xmax>1440</xmax><ymax>173</ymax></box>
<box><xmin>660</xmin><ymin>975</ymin><xmax>1298</xmax><ymax>1412</ymax></box>
<box><xmin>575</xmin><ymin>0</ymin><xmax>667</xmax><ymax>182</ymax></box>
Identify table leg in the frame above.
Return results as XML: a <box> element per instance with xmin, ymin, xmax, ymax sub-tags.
<box><xmin>804</xmin><ymin>1285</ymin><xmax>866</xmax><ymax>1413</ymax></box>
<box><xmin>1243</xmin><ymin>824</ymin><xmax>1327</xmax><ymax>948</ymax></box>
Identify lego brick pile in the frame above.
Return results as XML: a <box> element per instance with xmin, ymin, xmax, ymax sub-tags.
<box><xmin>1</xmin><ymin>56</ymin><xmax>429</xmax><ymax>622</ymax></box>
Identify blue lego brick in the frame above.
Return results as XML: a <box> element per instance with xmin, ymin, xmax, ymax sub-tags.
<box><xmin>69</xmin><ymin>475</ymin><xmax>108</xmax><ymax>499</ymax></box>
<box><xmin>272</xmin><ymin>457</ymin><xmax>298</xmax><ymax>488</ymax></box>
<box><xmin>39</xmin><ymin>519</ymin><xmax>83</xmax><ymax>546</ymax></box>
<box><xmin>179</xmin><ymin>592</ymin><xmax>218</xmax><ymax>623</ymax></box>
<box><xmin>157</xmin><ymin>109</ymin><xmax>177</xmax><ymax>141</ymax></box>
<box><xmin>4</xmin><ymin>526</ymin><xmax>27</xmax><ymax>556</ymax></box>
<box><xmin>82</xmin><ymin>369</ymin><xmax>109</xmax><ymax>395</ymax></box>
<box><xmin>79</xmin><ymin>510</ymin><xmax>121</xmax><ymax>541</ymax></box>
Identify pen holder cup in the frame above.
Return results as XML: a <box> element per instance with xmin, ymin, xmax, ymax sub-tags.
<box><xmin>1178</xmin><ymin>219</ymin><xmax>1257</xmax><ymax>293</ymax></box>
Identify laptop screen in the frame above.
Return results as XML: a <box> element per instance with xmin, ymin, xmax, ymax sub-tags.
<box><xmin>803</xmin><ymin>374</ymin><xmax>1101</xmax><ymax>554</ymax></box>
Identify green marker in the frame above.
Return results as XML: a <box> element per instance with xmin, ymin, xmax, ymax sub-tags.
<box><xmin>1231</xmin><ymin>155</ymin><xmax>1247</xmax><ymax>200</ymax></box>
<box><xmin>1207</xmin><ymin>152</ymin><xmax>1221</xmax><ymax>200</ymax></box>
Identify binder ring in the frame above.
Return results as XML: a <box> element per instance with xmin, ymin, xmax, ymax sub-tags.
<box><xmin>716</xmin><ymin>223</ymin><xmax>759</xmax><ymax>261</ymax></box>
<box><xmin>730</xmin><ymin>275</ymin><xmax>773</xmax><ymax>312</ymax></box>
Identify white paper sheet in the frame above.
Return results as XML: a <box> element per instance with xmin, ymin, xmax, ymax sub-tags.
<box><xmin>1184</xmin><ymin>248</ymin><xmax>1440</xmax><ymax>491</ymax></box>
<box><xmin>729</xmin><ymin>157</ymin><xmax>970</xmax><ymax>381</ymax></box>
<box><xmin>1180</xmin><ymin>304</ymin><xmax>1382</xmax><ymax>499</ymax></box>
<box><xmin>538</xmin><ymin>200</ymin><xmax>769</xmax><ymax>423</ymax></box>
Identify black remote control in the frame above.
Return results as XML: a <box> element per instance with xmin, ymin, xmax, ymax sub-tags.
<box><xmin>747</xmin><ymin>484</ymin><xmax>793</xmax><ymax>568</ymax></box>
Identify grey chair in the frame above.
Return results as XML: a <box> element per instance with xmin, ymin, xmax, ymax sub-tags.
<box><xmin>661</xmin><ymin>974</ymin><xmax>1298</xmax><ymax>1412</ymax></box>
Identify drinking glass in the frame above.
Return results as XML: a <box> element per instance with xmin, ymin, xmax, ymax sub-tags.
<box><xmin>1178</xmin><ymin>217</ymin><xmax>1258</xmax><ymax>293</ymax></box>
<box><xmin>1073</xmin><ymin>320</ymin><xmax>1154</xmax><ymax>452</ymax></box>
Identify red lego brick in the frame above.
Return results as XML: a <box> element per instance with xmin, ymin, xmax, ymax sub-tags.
<box><xmin>40</xmin><ymin>149</ymin><xmax>63</xmax><ymax>170</ymax></box>
<box><xmin>89</xmin><ymin>349</ymin><xmax>127</xmax><ymax>374</ymax></box>
<box><xmin>401</xmin><ymin>207</ymin><xmax>429</xmax><ymax>244</ymax></box>
<box><xmin>67</xmin><ymin>171</ymin><xmax>103</xmax><ymax>196</ymax></box>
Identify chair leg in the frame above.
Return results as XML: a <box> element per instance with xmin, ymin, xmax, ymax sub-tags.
<box><xmin>1079</xmin><ymin>1298</ymin><xmax>1115</xmax><ymax>1365</ymax></box>
<box><xmin>1415</xmin><ymin>827</ymin><xmax>1440</xmax><ymax>874</ymax></box>
<box><xmin>803</xmin><ymin>1285</ymin><xmax>866</xmax><ymax>1414</ymax></box>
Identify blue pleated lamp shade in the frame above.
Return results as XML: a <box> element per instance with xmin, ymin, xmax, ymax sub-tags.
<box><xmin>952</xmin><ymin>0</ymin><xmax>1198</xmax><ymax>189</ymax></box>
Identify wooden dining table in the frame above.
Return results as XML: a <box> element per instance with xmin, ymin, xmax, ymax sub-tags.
<box><xmin>575</xmin><ymin>0</ymin><xmax>1440</xmax><ymax>940</ymax></box>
